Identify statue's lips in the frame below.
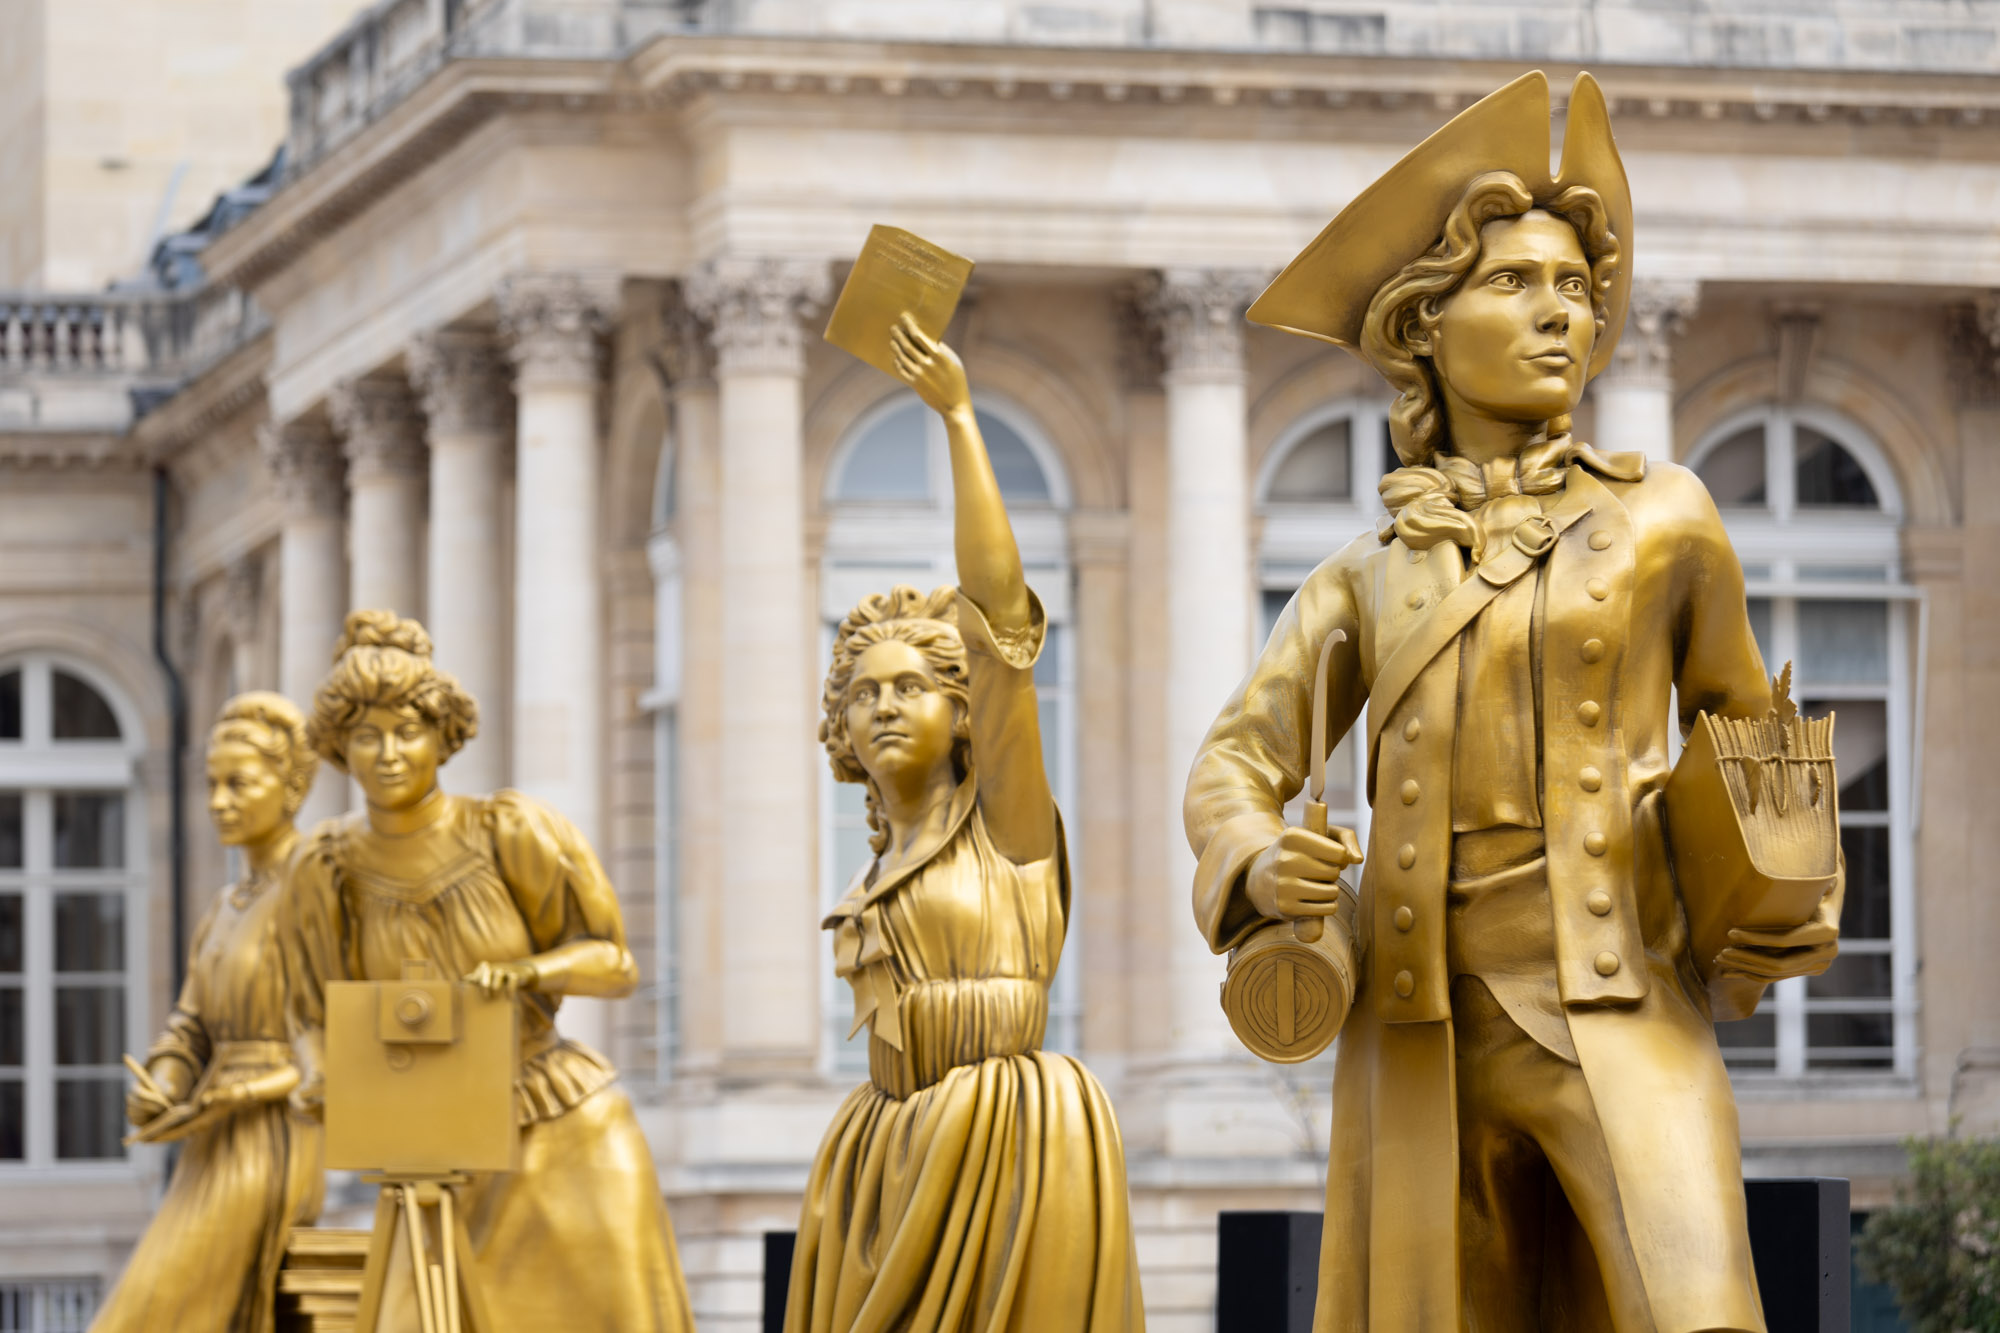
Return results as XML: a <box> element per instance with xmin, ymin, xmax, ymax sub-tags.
<box><xmin>1525</xmin><ymin>349</ymin><xmax>1574</xmax><ymax>369</ymax></box>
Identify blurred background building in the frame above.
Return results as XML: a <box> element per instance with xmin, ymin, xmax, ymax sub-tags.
<box><xmin>4</xmin><ymin>0</ymin><xmax>1999</xmax><ymax>1328</ymax></box>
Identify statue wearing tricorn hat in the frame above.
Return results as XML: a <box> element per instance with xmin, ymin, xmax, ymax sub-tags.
<box><xmin>1186</xmin><ymin>72</ymin><xmax>1845</xmax><ymax>1331</ymax></box>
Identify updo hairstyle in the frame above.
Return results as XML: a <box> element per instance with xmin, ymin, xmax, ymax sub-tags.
<box><xmin>307</xmin><ymin>610</ymin><xmax>479</xmax><ymax>773</ymax></box>
<box><xmin>210</xmin><ymin>691</ymin><xmax>318</xmax><ymax>817</ymax></box>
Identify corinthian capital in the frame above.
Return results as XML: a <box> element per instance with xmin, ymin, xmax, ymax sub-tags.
<box><xmin>683</xmin><ymin>258</ymin><xmax>831</xmax><ymax>378</ymax></box>
<box><xmin>258</xmin><ymin>416</ymin><xmax>345</xmax><ymax>518</ymax></box>
<box><xmin>497</xmin><ymin>272</ymin><xmax>616</xmax><ymax>387</ymax></box>
<box><xmin>656</xmin><ymin>287</ymin><xmax>716</xmax><ymax>391</ymax></box>
<box><xmin>329</xmin><ymin>375</ymin><xmax>427</xmax><ymax>481</ymax></box>
<box><xmin>407</xmin><ymin>328</ymin><xmax>512</xmax><ymax>437</ymax></box>
<box><xmin>1142</xmin><ymin>268</ymin><xmax>1267</xmax><ymax>384</ymax></box>
<box><xmin>1606</xmin><ymin>278</ymin><xmax>1701</xmax><ymax>387</ymax></box>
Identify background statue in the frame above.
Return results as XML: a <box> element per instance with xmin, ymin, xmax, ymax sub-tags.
<box><xmin>1185</xmin><ymin>73</ymin><xmax>1842</xmax><ymax>1331</ymax></box>
<box><xmin>93</xmin><ymin>693</ymin><xmax>324</xmax><ymax>1333</ymax></box>
<box><xmin>787</xmin><ymin>314</ymin><xmax>1145</xmax><ymax>1332</ymax></box>
<box><xmin>280</xmin><ymin>611</ymin><xmax>692</xmax><ymax>1332</ymax></box>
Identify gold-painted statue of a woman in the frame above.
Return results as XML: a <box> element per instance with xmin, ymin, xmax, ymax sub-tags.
<box><xmin>281</xmin><ymin>612</ymin><xmax>692</xmax><ymax>1332</ymax></box>
<box><xmin>786</xmin><ymin>315</ymin><xmax>1145</xmax><ymax>1332</ymax></box>
<box><xmin>92</xmin><ymin>693</ymin><xmax>324</xmax><ymax>1333</ymax></box>
<box><xmin>1185</xmin><ymin>73</ymin><xmax>1842</xmax><ymax>1331</ymax></box>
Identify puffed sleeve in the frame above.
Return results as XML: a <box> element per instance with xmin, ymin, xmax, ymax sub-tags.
<box><xmin>1184</xmin><ymin>536</ymin><xmax>1371</xmax><ymax>953</ymax></box>
<box><xmin>1667</xmin><ymin>466</ymin><xmax>1773</xmax><ymax>728</ymax></box>
<box><xmin>147</xmin><ymin>900</ymin><xmax>219</xmax><ymax>1084</ymax></box>
<box><xmin>956</xmin><ymin>586</ymin><xmax>1057</xmax><ymax>864</ymax></box>
<box><xmin>486</xmin><ymin>790</ymin><xmax>637</xmax><ymax>974</ymax></box>
<box><xmin>280</xmin><ymin>821</ymin><xmax>350</xmax><ymax>1043</ymax></box>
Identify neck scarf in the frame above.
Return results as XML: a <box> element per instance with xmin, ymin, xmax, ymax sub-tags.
<box><xmin>1377</xmin><ymin>434</ymin><xmax>1646</xmax><ymax>562</ymax></box>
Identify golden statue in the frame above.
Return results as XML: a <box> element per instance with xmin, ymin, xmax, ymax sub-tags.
<box><xmin>92</xmin><ymin>693</ymin><xmax>325</xmax><ymax>1333</ymax></box>
<box><xmin>279</xmin><ymin>611</ymin><xmax>692</xmax><ymax>1333</ymax></box>
<box><xmin>787</xmin><ymin>301</ymin><xmax>1145</xmax><ymax>1331</ymax></box>
<box><xmin>1184</xmin><ymin>72</ymin><xmax>1844</xmax><ymax>1331</ymax></box>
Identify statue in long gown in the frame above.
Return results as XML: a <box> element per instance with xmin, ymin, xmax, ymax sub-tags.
<box><xmin>785</xmin><ymin>315</ymin><xmax>1145</xmax><ymax>1333</ymax></box>
<box><xmin>280</xmin><ymin>611</ymin><xmax>693</xmax><ymax>1333</ymax></box>
<box><xmin>92</xmin><ymin>693</ymin><xmax>325</xmax><ymax>1333</ymax></box>
<box><xmin>1183</xmin><ymin>73</ymin><xmax>1843</xmax><ymax>1331</ymax></box>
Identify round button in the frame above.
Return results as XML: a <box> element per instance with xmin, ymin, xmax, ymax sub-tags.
<box><xmin>1401</xmin><ymin>779</ymin><xmax>1421</xmax><ymax>805</ymax></box>
<box><xmin>1579</xmin><ymin>766</ymin><xmax>1603</xmax><ymax>792</ymax></box>
<box><xmin>1586</xmin><ymin>578</ymin><xmax>1610</xmax><ymax>601</ymax></box>
<box><xmin>1397</xmin><ymin>843</ymin><xmax>1416</xmax><ymax>870</ymax></box>
<box><xmin>1577</xmin><ymin>700</ymin><xmax>1602</xmax><ymax>726</ymax></box>
<box><xmin>1588</xmin><ymin>530</ymin><xmax>1612</xmax><ymax>551</ymax></box>
<box><xmin>1584</xmin><ymin>831</ymin><xmax>1608</xmax><ymax>856</ymax></box>
<box><xmin>1403</xmin><ymin>717</ymin><xmax>1421</xmax><ymax>742</ymax></box>
<box><xmin>1394</xmin><ymin>906</ymin><xmax>1414</xmax><ymax>932</ymax></box>
<box><xmin>1594</xmin><ymin>951</ymin><xmax>1621</xmax><ymax>977</ymax></box>
<box><xmin>1587</xmin><ymin>890</ymin><xmax>1613</xmax><ymax>916</ymax></box>
<box><xmin>1394</xmin><ymin>970</ymin><xmax>1415</xmax><ymax>998</ymax></box>
<box><xmin>1580</xmin><ymin>638</ymin><xmax>1605</xmax><ymax>663</ymax></box>
<box><xmin>1406</xmin><ymin>591</ymin><xmax>1426</xmax><ymax>609</ymax></box>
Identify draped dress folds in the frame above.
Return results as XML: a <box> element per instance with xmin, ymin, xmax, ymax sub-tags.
<box><xmin>787</xmin><ymin>594</ymin><xmax>1145</xmax><ymax>1333</ymax></box>
<box><xmin>283</xmin><ymin>791</ymin><xmax>692</xmax><ymax>1333</ymax></box>
<box><xmin>90</xmin><ymin>875</ymin><xmax>325</xmax><ymax>1333</ymax></box>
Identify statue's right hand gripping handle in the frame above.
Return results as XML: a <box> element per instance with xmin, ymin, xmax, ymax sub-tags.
<box><xmin>1295</xmin><ymin>801</ymin><xmax>1330</xmax><ymax>945</ymax></box>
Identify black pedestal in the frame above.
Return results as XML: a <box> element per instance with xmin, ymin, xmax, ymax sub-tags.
<box><xmin>1216</xmin><ymin>1211</ymin><xmax>1322</xmax><ymax>1333</ymax></box>
<box><xmin>764</xmin><ymin>1230</ymin><xmax>795</xmax><ymax>1333</ymax></box>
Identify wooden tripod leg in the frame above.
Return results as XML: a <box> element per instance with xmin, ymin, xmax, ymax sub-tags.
<box><xmin>354</xmin><ymin>1185</ymin><xmax>400</xmax><ymax>1333</ymax></box>
<box><xmin>449</xmin><ymin>1194</ymin><xmax>496</xmax><ymax>1333</ymax></box>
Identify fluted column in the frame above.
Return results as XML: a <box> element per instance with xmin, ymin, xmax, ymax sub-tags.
<box><xmin>685</xmin><ymin>257</ymin><xmax>830</xmax><ymax>1072</ymax></box>
<box><xmin>330</xmin><ymin>375</ymin><xmax>427</xmax><ymax>618</ymax></box>
<box><xmin>1147</xmin><ymin>268</ymin><xmax>1264</xmax><ymax>1062</ymax></box>
<box><xmin>260</xmin><ymin>415</ymin><xmax>347</xmax><ymax>825</ymax></box>
<box><xmin>1593</xmin><ymin>278</ymin><xmax>1699</xmax><ymax>463</ymax></box>
<box><xmin>410</xmin><ymin>328</ymin><xmax>513</xmax><ymax>794</ymax></box>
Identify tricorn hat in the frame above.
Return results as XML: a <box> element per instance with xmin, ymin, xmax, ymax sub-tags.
<box><xmin>1246</xmin><ymin>71</ymin><xmax>1632</xmax><ymax>380</ymax></box>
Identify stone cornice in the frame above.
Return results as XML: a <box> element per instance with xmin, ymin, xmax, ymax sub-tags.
<box><xmin>134</xmin><ymin>330</ymin><xmax>273</xmax><ymax>466</ymax></box>
<box><xmin>0</xmin><ymin>432</ymin><xmax>149</xmax><ymax>474</ymax></box>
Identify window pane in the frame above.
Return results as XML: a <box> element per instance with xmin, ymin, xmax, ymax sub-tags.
<box><xmin>1697</xmin><ymin>427</ymin><xmax>1767</xmax><ymax>507</ymax></box>
<box><xmin>1268</xmin><ymin>420</ymin><xmax>1353</xmax><ymax>503</ymax></box>
<box><xmin>0</xmin><ymin>796</ymin><xmax>17</xmax><ymax>868</ymax></box>
<box><xmin>1263</xmin><ymin>587</ymin><xmax>1297</xmax><ymax>643</ymax></box>
<box><xmin>978</xmin><ymin>411</ymin><xmax>1051</xmax><ymax>504</ymax></box>
<box><xmin>53</xmin><ymin>793</ymin><xmax>123</xmax><ymax>868</ymax></box>
<box><xmin>832</xmin><ymin>779</ymin><xmax>867</xmax><ymax>822</ymax></box>
<box><xmin>55</xmin><ymin>1078</ymin><xmax>125</xmax><ymax>1159</ymax></box>
<box><xmin>0</xmin><ymin>1079</ymin><xmax>20</xmax><ymax>1160</ymax></box>
<box><xmin>0</xmin><ymin>670</ymin><xmax>18</xmax><ymax>740</ymax></box>
<box><xmin>1033</xmin><ymin>623</ymin><xmax>1064</xmax><ymax>688</ymax></box>
<box><xmin>1798</xmin><ymin>601</ymin><xmax>1888</xmax><ymax>686</ymax></box>
<box><xmin>0</xmin><ymin>895</ymin><xmax>17</xmax><ymax>970</ymax></box>
<box><xmin>1839</xmin><ymin>825</ymin><xmax>1892</xmax><ymax>940</ymax></box>
<box><xmin>1805</xmin><ymin>697</ymin><xmax>1888</xmax><ymax>813</ymax></box>
<box><xmin>1795</xmin><ymin>427</ymin><xmax>1880</xmax><ymax>508</ymax></box>
<box><xmin>1806</xmin><ymin>1012</ymin><xmax>1893</xmax><ymax>1066</ymax></box>
<box><xmin>1746</xmin><ymin>599</ymin><xmax>1773</xmax><ymax>668</ymax></box>
<box><xmin>833</xmin><ymin>824</ymin><xmax>874</xmax><ymax>884</ymax></box>
<box><xmin>1810</xmin><ymin>952</ymin><xmax>1892</xmax><ymax>1000</ymax></box>
<box><xmin>54</xmin><ymin>986</ymin><xmax>124</xmax><ymax>1065</ymax></box>
<box><xmin>1039</xmin><ymin>698</ymin><xmax>1062</xmax><ymax>800</ymax></box>
<box><xmin>51</xmin><ymin>670</ymin><xmax>120</xmax><ymax>740</ymax></box>
<box><xmin>55</xmin><ymin>893</ymin><xmax>124</xmax><ymax>972</ymax></box>
<box><xmin>1716</xmin><ymin>1010</ymin><xmax>1776</xmax><ymax>1070</ymax></box>
<box><xmin>836</xmin><ymin>402</ymin><xmax>929</xmax><ymax>501</ymax></box>
<box><xmin>0</xmin><ymin>987</ymin><xmax>19</xmax><ymax>1065</ymax></box>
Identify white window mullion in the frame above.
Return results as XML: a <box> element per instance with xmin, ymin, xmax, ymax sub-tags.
<box><xmin>1767</xmin><ymin>412</ymin><xmax>1797</xmax><ymax>521</ymax></box>
<box><xmin>1888</xmin><ymin>600</ymin><xmax>1919</xmax><ymax>1078</ymax></box>
<box><xmin>22</xmin><ymin>791</ymin><xmax>51</xmax><ymax>1168</ymax></box>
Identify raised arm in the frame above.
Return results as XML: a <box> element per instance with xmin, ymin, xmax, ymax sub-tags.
<box><xmin>890</xmin><ymin>314</ymin><xmax>1056</xmax><ymax>863</ymax></box>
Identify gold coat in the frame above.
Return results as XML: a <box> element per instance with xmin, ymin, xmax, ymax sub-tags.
<box><xmin>1187</xmin><ymin>461</ymin><xmax>1773</xmax><ymax>1333</ymax></box>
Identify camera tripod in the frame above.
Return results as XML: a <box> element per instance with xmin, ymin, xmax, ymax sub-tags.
<box><xmin>354</xmin><ymin>1172</ymin><xmax>494</xmax><ymax>1333</ymax></box>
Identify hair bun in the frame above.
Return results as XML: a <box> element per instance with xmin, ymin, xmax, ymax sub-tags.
<box><xmin>334</xmin><ymin>609</ymin><xmax>433</xmax><ymax>661</ymax></box>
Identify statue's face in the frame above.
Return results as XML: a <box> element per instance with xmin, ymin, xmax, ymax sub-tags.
<box><xmin>346</xmin><ymin>704</ymin><xmax>442</xmax><ymax>812</ymax></box>
<box><xmin>1427</xmin><ymin>209</ymin><xmax>1595</xmax><ymax>425</ymax></box>
<box><xmin>844</xmin><ymin>639</ymin><xmax>958</xmax><ymax>793</ymax></box>
<box><xmin>206</xmin><ymin>739</ymin><xmax>289</xmax><ymax>847</ymax></box>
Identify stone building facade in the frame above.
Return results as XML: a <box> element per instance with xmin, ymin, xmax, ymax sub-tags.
<box><xmin>3</xmin><ymin>0</ymin><xmax>1999</xmax><ymax>1327</ymax></box>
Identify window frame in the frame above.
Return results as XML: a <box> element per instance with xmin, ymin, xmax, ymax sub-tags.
<box><xmin>0</xmin><ymin>653</ymin><xmax>148</xmax><ymax>1175</ymax></box>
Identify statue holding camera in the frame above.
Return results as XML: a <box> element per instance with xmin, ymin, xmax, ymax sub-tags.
<box><xmin>281</xmin><ymin>611</ymin><xmax>693</xmax><ymax>1333</ymax></box>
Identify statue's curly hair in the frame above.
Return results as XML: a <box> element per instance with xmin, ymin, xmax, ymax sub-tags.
<box><xmin>1360</xmin><ymin>170</ymin><xmax>1621</xmax><ymax>468</ymax></box>
<box><xmin>210</xmin><ymin>691</ymin><xmax>318</xmax><ymax>817</ymax></box>
<box><xmin>819</xmin><ymin>585</ymin><xmax>971</xmax><ymax>856</ymax></box>
<box><xmin>306</xmin><ymin>610</ymin><xmax>479</xmax><ymax>773</ymax></box>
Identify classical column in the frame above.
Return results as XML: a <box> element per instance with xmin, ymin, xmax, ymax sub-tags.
<box><xmin>685</xmin><ymin>257</ymin><xmax>829</xmax><ymax>1072</ymax></box>
<box><xmin>223</xmin><ymin>556</ymin><xmax>262</xmax><ymax>692</ymax></box>
<box><xmin>1147</xmin><ymin>268</ymin><xmax>1264</xmax><ymax>1062</ymax></box>
<box><xmin>259</xmin><ymin>415</ymin><xmax>347</xmax><ymax>825</ymax></box>
<box><xmin>409</xmin><ymin>328</ymin><xmax>513</xmax><ymax>795</ymax></box>
<box><xmin>330</xmin><ymin>374</ymin><xmax>427</xmax><ymax>618</ymax></box>
<box><xmin>1592</xmin><ymin>278</ymin><xmax>1699</xmax><ymax>463</ymax></box>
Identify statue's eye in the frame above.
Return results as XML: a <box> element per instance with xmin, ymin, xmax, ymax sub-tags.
<box><xmin>1488</xmin><ymin>272</ymin><xmax>1523</xmax><ymax>290</ymax></box>
<box><xmin>1559</xmin><ymin>277</ymin><xmax>1589</xmax><ymax>297</ymax></box>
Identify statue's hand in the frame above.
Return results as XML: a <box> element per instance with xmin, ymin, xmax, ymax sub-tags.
<box><xmin>197</xmin><ymin>1081</ymin><xmax>257</xmax><ymax>1114</ymax></box>
<box><xmin>1715</xmin><ymin>878</ymin><xmax>1842</xmax><ymax>982</ymax></box>
<box><xmin>289</xmin><ymin>1076</ymin><xmax>324</xmax><ymax>1123</ymax></box>
<box><xmin>125</xmin><ymin>1082</ymin><xmax>172</xmax><ymax>1128</ymax></box>
<box><xmin>890</xmin><ymin>313</ymin><xmax>972</xmax><ymax>418</ymax></box>
<box><xmin>465</xmin><ymin>959</ymin><xmax>539</xmax><ymax>998</ymax></box>
<box><xmin>1246</xmin><ymin>825</ymin><xmax>1363</xmax><ymax>922</ymax></box>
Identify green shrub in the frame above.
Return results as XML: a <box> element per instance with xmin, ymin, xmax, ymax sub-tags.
<box><xmin>1858</xmin><ymin>1136</ymin><xmax>2000</xmax><ymax>1332</ymax></box>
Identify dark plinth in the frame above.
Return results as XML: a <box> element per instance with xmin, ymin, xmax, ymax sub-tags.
<box><xmin>764</xmin><ymin>1230</ymin><xmax>796</xmax><ymax>1333</ymax></box>
<box><xmin>1747</xmin><ymin>1177</ymin><xmax>1851</xmax><ymax>1333</ymax></box>
<box><xmin>1216</xmin><ymin>1181</ymin><xmax>1851</xmax><ymax>1332</ymax></box>
<box><xmin>1217</xmin><ymin>1211</ymin><xmax>1323</xmax><ymax>1333</ymax></box>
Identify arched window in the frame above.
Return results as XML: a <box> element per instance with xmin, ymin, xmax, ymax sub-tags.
<box><xmin>0</xmin><ymin>655</ymin><xmax>145</xmax><ymax>1166</ymax></box>
<box><xmin>1688</xmin><ymin>407</ymin><xmax>1913</xmax><ymax>1080</ymax></box>
<box><xmin>819</xmin><ymin>392</ymin><xmax>1076</xmax><ymax>1073</ymax></box>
